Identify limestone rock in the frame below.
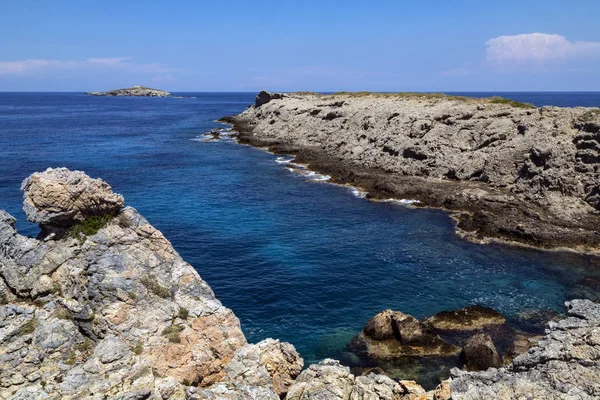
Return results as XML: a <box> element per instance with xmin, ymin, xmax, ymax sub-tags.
<box><xmin>451</xmin><ymin>299</ymin><xmax>600</xmax><ymax>399</ymax></box>
<box><xmin>433</xmin><ymin>379</ymin><xmax>451</xmax><ymax>400</ymax></box>
<box><xmin>0</xmin><ymin>168</ymin><xmax>294</xmax><ymax>400</ymax></box>
<box><xmin>228</xmin><ymin>92</ymin><xmax>600</xmax><ymax>253</ymax></box>
<box><xmin>285</xmin><ymin>359</ymin><xmax>410</xmax><ymax>400</ymax></box>
<box><xmin>461</xmin><ymin>333</ymin><xmax>501</xmax><ymax>371</ymax></box>
<box><xmin>21</xmin><ymin>167</ymin><xmax>124</xmax><ymax>227</ymax></box>
<box><xmin>221</xmin><ymin>338</ymin><xmax>303</xmax><ymax>397</ymax></box>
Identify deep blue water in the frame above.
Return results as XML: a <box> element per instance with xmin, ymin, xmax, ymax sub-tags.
<box><xmin>1</xmin><ymin>92</ymin><xmax>599</xmax><ymax>366</ymax></box>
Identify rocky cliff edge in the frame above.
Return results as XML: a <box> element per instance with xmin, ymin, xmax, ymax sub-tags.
<box><xmin>1</xmin><ymin>168</ymin><xmax>599</xmax><ymax>399</ymax></box>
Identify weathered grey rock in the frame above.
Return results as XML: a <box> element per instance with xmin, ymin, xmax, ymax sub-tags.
<box><xmin>461</xmin><ymin>333</ymin><xmax>501</xmax><ymax>371</ymax></box>
<box><xmin>285</xmin><ymin>359</ymin><xmax>411</xmax><ymax>400</ymax></box>
<box><xmin>221</xmin><ymin>338</ymin><xmax>303</xmax><ymax>397</ymax></box>
<box><xmin>228</xmin><ymin>92</ymin><xmax>600</xmax><ymax>253</ymax></box>
<box><xmin>86</xmin><ymin>85</ymin><xmax>171</xmax><ymax>97</ymax></box>
<box><xmin>21</xmin><ymin>167</ymin><xmax>124</xmax><ymax>227</ymax></box>
<box><xmin>0</xmin><ymin>168</ymin><xmax>298</xmax><ymax>400</ymax></box>
<box><xmin>451</xmin><ymin>299</ymin><xmax>600</xmax><ymax>399</ymax></box>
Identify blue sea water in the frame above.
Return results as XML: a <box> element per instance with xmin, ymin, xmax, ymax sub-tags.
<box><xmin>1</xmin><ymin>92</ymin><xmax>599</xmax><ymax>366</ymax></box>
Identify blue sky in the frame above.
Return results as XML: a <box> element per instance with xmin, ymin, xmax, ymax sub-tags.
<box><xmin>1</xmin><ymin>0</ymin><xmax>599</xmax><ymax>92</ymax></box>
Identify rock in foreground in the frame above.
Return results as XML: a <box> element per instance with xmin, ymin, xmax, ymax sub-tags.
<box><xmin>0</xmin><ymin>168</ymin><xmax>300</xmax><ymax>399</ymax></box>
<box><xmin>2</xmin><ymin>168</ymin><xmax>600</xmax><ymax>399</ymax></box>
<box><xmin>451</xmin><ymin>299</ymin><xmax>600</xmax><ymax>399</ymax></box>
<box><xmin>86</xmin><ymin>85</ymin><xmax>171</xmax><ymax>97</ymax></box>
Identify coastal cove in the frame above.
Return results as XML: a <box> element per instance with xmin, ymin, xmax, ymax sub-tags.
<box><xmin>1</xmin><ymin>89</ymin><xmax>600</xmax><ymax>376</ymax></box>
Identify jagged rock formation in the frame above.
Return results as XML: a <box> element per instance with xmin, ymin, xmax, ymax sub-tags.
<box><xmin>86</xmin><ymin>86</ymin><xmax>171</xmax><ymax>97</ymax></box>
<box><xmin>0</xmin><ymin>168</ymin><xmax>300</xmax><ymax>399</ymax></box>
<box><xmin>451</xmin><ymin>299</ymin><xmax>600</xmax><ymax>399</ymax></box>
<box><xmin>226</xmin><ymin>92</ymin><xmax>600</xmax><ymax>253</ymax></box>
<box><xmin>1</xmin><ymin>168</ymin><xmax>420</xmax><ymax>400</ymax></box>
<box><xmin>2</xmin><ymin>168</ymin><xmax>599</xmax><ymax>399</ymax></box>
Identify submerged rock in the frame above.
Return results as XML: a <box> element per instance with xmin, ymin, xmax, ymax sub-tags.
<box><xmin>424</xmin><ymin>305</ymin><xmax>505</xmax><ymax>331</ymax></box>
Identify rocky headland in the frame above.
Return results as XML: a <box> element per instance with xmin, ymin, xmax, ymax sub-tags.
<box><xmin>86</xmin><ymin>86</ymin><xmax>171</xmax><ymax>97</ymax></box>
<box><xmin>1</xmin><ymin>168</ymin><xmax>599</xmax><ymax>399</ymax></box>
<box><xmin>223</xmin><ymin>91</ymin><xmax>600</xmax><ymax>254</ymax></box>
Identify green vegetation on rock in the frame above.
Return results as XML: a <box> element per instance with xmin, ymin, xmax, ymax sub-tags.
<box><xmin>18</xmin><ymin>317</ymin><xmax>37</xmax><ymax>336</ymax></box>
<box><xmin>489</xmin><ymin>96</ymin><xmax>536</xmax><ymax>109</ymax></box>
<box><xmin>66</xmin><ymin>214</ymin><xmax>115</xmax><ymax>239</ymax></box>
<box><xmin>162</xmin><ymin>324</ymin><xmax>185</xmax><ymax>343</ymax></box>
<box><xmin>141</xmin><ymin>275</ymin><xmax>171</xmax><ymax>298</ymax></box>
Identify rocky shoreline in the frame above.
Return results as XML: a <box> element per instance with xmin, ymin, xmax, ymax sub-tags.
<box><xmin>222</xmin><ymin>91</ymin><xmax>600</xmax><ymax>255</ymax></box>
<box><xmin>1</xmin><ymin>168</ymin><xmax>599</xmax><ymax>399</ymax></box>
<box><xmin>86</xmin><ymin>85</ymin><xmax>171</xmax><ymax>97</ymax></box>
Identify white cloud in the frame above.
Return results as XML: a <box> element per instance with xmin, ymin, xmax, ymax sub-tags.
<box><xmin>486</xmin><ymin>33</ymin><xmax>600</xmax><ymax>63</ymax></box>
<box><xmin>0</xmin><ymin>57</ymin><xmax>179</xmax><ymax>76</ymax></box>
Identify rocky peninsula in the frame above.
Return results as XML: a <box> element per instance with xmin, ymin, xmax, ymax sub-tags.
<box><xmin>1</xmin><ymin>168</ymin><xmax>599</xmax><ymax>399</ymax></box>
<box><xmin>86</xmin><ymin>86</ymin><xmax>171</xmax><ymax>97</ymax></box>
<box><xmin>224</xmin><ymin>91</ymin><xmax>600</xmax><ymax>254</ymax></box>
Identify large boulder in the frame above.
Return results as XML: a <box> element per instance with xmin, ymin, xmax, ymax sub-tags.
<box><xmin>461</xmin><ymin>333</ymin><xmax>501</xmax><ymax>371</ymax></box>
<box><xmin>255</xmin><ymin>91</ymin><xmax>284</xmax><ymax>107</ymax></box>
<box><xmin>348</xmin><ymin>309</ymin><xmax>460</xmax><ymax>360</ymax></box>
<box><xmin>21</xmin><ymin>167</ymin><xmax>124</xmax><ymax>227</ymax></box>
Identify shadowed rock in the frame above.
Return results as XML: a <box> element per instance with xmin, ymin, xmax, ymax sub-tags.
<box><xmin>461</xmin><ymin>333</ymin><xmax>501</xmax><ymax>371</ymax></box>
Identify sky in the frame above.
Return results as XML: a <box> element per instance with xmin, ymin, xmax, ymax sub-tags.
<box><xmin>1</xmin><ymin>0</ymin><xmax>599</xmax><ymax>92</ymax></box>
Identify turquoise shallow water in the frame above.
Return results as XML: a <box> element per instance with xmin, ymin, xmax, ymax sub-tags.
<box><xmin>1</xmin><ymin>92</ymin><xmax>599</xmax><ymax>366</ymax></box>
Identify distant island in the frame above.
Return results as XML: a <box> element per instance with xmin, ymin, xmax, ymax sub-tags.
<box><xmin>86</xmin><ymin>85</ymin><xmax>171</xmax><ymax>97</ymax></box>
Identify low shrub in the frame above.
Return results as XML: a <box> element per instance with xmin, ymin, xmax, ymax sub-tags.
<box><xmin>162</xmin><ymin>324</ymin><xmax>185</xmax><ymax>343</ymax></box>
<box><xmin>489</xmin><ymin>96</ymin><xmax>536</xmax><ymax>109</ymax></box>
<box><xmin>141</xmin><ymin>275</ymin><xmax>171</xmax><ymax>299</ymax></box>
<box><xmin>18</xmin><ymin>317</ymin><xmax>37</xmax><ymax>336</ymax></box>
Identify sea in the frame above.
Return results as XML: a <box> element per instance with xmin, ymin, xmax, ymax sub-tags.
<box><xmin>1</xmin><ymin>91</ymin><xmax>599</xmax><ymax>368</ymax></box>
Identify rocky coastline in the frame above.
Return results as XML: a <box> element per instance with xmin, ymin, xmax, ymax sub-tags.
<box><xmin>86</xmin><ymin>86</ymin><xmax>171</xmax><ymax>97</ymax></box>
<box><xmin>1</xmin><ymin>168</ymin><xmax>599</xmax><ymax>399</ymax></box>
<box><xmin>223</xmin><ymin>91</ymin><xmax>600</xmax><ymax>255</ymax></box>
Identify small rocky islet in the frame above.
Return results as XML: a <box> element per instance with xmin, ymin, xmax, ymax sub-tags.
<box><xmin>85</xmin><ymin>85</ymin><xmax>171</xmax><ymax>97</ymax></box>
<box><xmin>1</xmin><ymin>167</ymin><xmax>599</xmax><ymax>399</ymax></box>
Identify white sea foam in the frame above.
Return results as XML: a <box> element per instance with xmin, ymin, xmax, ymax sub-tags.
<box><xmin>275</xmin><ymin>156</ymin><xmax>294</xmax><ymax>164</ymax></box>
<box><xmin>350</xmin><ymin>187</ymin><xmax>367</xmax><ymax>198</ymax></box>
<box><xmin>381</xmin><ymin>198</ymin><xmax>421</xmax><ymax>205</ymax></box>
